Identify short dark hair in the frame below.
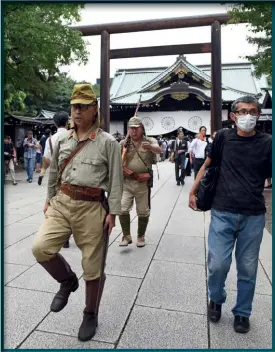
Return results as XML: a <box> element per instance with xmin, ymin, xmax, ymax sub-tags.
<box><xmin>199</xmin><ymin>126</ymin><xmax>207</xmax><ymax>132</ymax></box>
<box><xmin>53</xmin><ymin>111</ymin><xmax>69</xmax><ymax>128</ymax></box>
<box><xmin>45</xmin><ymin>128</ymin><xmax>51</xmax><ymax>137</ymax></box>
<box><xmin>4</xmin><ymin>135</ymin><xmax>9</xmax><ymax>139</ymax></box>
<box><xmin>231</xmin><ymin>95</ymin><xmax>261</xmax><ymax>113</ymax></box>
<box><xmin>27</xmin><ymin>130</ymin><xmax>33</xmax><ymax>134</ymax></box>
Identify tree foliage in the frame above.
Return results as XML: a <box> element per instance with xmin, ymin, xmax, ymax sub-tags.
<box><xmin>228</xmin><ymin>4</ymin><xmax>271</xmax><ymax>80</ymax></box>
<box><xmin>4</xmin><ymin>3</ymin><xmax>89</xmax><ymax>112</ymax></box>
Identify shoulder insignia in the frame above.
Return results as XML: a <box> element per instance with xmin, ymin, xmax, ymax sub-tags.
<box><xmin>90</xmin><ymin>131</ymin><xmax>97</xmax><ymax>140</ymax></box>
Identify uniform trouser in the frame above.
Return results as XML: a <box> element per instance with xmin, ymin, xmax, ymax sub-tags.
<box><xmin>32</xmin><ymin>191</ymin><xmax>106</xmax><ymax>281</ymax></box>
<box><xmin>40</xmin><ymin>157</ymin><xmax>48</xmax><ymax>177</ymax></box>
<box><xmin>121</xmin><ymin>178</ymin><xmax>150</xmax><ymax>217</ymax></box>
<box><xmin>175</xmin><ymin>155</ymin><xmax>186</xmax><ymax>182</ymax></box>
<box><xmin>5</xmin><ymin>159</ymin><xmax>16</xmax><ymax>182</ymax></box>
<box><xmin>193</xmin><ymin>158</ymin><xmax>205</xmax><ymax>179</ymax></box>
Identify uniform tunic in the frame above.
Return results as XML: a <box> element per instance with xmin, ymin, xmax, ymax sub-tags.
<box><xmin>32</xmin><ymin>127</ymin><xmax>123</xmax><ymax>280</ymax></box>
<box><xmin>120</xmin><ymin>136</ymin><xmax>158</xmax><ymax>217</ymax></box>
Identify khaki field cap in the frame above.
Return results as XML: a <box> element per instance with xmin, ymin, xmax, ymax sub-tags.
<box><xmin>70</xmin><ymin>83</ymin><xmax>97</xmax><ymax>105</ymax></box>
<box><xmin>128</xmin><ymin>116</ymin><xmax>143</xmax><ymax>128</ymax></box>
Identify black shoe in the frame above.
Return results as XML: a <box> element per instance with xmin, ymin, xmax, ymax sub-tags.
<box><xmin>208</xmin><ymin>300</ymin><xmax>222</xmax><ymax>323</ymax></box>
<box><xmin>78</xmin><ymin>311</ymin><xmax>98</xmax><ymax>341</ymax></box>
<box><xmin>38</xmin><ymin>176</ymin><xmax>44</xmax><ymax>185</ymax></box>
<box><xmin>63</xmin><ymin>239</ymin><xmax>70</xmax><ymax>248</ymax></box>
<box><xmin>29</xmin><ymin>179</ymin><xmax>32</xmax><ymax>183</ymax></box>
<box><xmin>234</xmin><ymin>316</ymin><xmax>250</xmax><ymax>333</ymax></box>
<box><xmin>177</xmin><ymin>181</ymin><xmax>180</xmax><ymax>186</ymax></box>
<box><xmin>50</xmin><ymin>274</ymin><xmax>79</xmax><ymax>312</ymax></box>
<box><xmin>180</xmin><ymin>180</ymin><xmax>185</xmax><ymax>185</ymax></box>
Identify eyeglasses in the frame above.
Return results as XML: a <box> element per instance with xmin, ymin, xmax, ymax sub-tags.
<box><xmin>235</xmin><ymin>109</ymin><xmax>259</xmax><ymax>116</ymax></box>
<box><xmin>71</xmin><ymin>103</ymin><xmax>97</xmax><ymax>111</ymax></box>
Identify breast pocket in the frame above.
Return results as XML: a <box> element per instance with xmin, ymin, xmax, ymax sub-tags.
<box><xmin>80</xmin><ymin>158</ymin><xmax>104</xmax><ymax>185</ymax></box>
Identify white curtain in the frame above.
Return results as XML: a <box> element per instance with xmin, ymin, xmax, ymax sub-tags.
<box><xmin>138</xmin><ymin>110</ymin><xmax>228</xmax><ymax>135</ymax></box>
<box><xmin>110</xmin><ymin>121</ymin><xmax>124</xmax><ymax>135</ymax></box>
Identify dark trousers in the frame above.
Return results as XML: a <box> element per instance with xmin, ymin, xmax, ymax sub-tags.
<box><xmin>185</xmin><ymin>153</ymin><xmax>191</xmax><ymax>176</ymax></box>
<box><xmin>175</xmin><ymin>155</ymin><xmax>186</xmax><ymax>182</ymax></box>
<box><xmin>193</xmin><ymin>158</ymin><xmax>205</xmax><ymax>179</ymax></box>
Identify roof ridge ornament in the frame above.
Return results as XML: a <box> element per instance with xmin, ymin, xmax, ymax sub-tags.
<box><xmin>177</xmin><ymin>54</ymin><xmax>187</xmax><ymax>61</ymax></box>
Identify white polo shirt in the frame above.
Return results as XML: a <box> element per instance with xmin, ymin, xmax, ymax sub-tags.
<box><xmin>43</xmin><ymin>128</ymin><xmax>68</xmax><ymax>161</ymax></box>
<box><xmin>189</xmin><ymin>137</ymin><xmax>212</xmax><ymax>159</ymax></box>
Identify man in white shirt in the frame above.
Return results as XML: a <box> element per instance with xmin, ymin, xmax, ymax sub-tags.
<box><xmin>38</xmin><ymin>111</ymin><xmax>69</xmax><ymax>186</ymax></box>
<box><xmin>189</xmin><ymin>126</ymin><xmax>212</xmax><ymax>178</ymax></box>
<box><xmin>38</xmin><ymin>111</ymin><xmax>70</xmax><ymax>247</ymax></box>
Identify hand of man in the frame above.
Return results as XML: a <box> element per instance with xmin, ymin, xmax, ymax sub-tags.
<box><xmin>177</xmin><ymin>150</ymin><xmax>184</xmax><ymax>154</ymax></box>
<box><xmin>141</xmin><ymin>142</ymin><xmax>151</xmax><ymax>151</ymax></box>
<box><xmin>104</xmin><ymin>214</ymin><xmax>116</xmax><ymax>236</ymax></box>
<box><xmin>189</xmin><ymin>193</ymin><xmax>198</xmax><ymax>210</ymax></box>
<box><xmin>43</xmin><ymin>201</ymin><xmax>50</xmax><ymax>214</ymax></box>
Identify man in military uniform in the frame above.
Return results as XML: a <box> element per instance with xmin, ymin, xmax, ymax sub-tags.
<box><xmin>32</xmin><ymin>83</ymin><xmax>123</xmax><ymax>342</ymax></box>
<box><xmin>119</xmin><ymin>117</ymin><xmax>161</xmax><ymax>247</ymax></box>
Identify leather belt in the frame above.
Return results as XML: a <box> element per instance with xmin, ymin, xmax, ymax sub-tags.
<box><xmin>60</xmin><ymin>184</ymin><xmax>103</xmax><ymax>202</ymax></box>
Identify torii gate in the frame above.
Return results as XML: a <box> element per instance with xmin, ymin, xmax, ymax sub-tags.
<box><xmin>74</xmin><ymin>13</ymin><xmax>230</xmax><ymax>134</ymax></box>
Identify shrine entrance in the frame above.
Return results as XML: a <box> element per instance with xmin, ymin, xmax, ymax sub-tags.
<box><xmin>74</xmin><ymin>13</ymin><xmax>233</xmax><ymax>133</ymax></box>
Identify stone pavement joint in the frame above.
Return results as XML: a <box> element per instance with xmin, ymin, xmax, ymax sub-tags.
<box><xmin>3</xmin><ymin>162</ymin><xmax>272</xmax><ymax>349</ymax></box>
<box><xmin>113</xmin><ymin>174</ymin><xmax>184</xmax><ymax>348</ymax></box>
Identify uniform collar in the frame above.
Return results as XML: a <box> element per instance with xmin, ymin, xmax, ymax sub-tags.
<box><xmin>68</xmin><ymin>125</ymin><xmax>98</xmax><ymax>142</ymax></box>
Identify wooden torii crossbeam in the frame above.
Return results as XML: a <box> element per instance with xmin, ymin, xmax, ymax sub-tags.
<box><xmin>73</xmin><ymin>13</ymin><xmax>231</xmax><ymax>133</ymax></box>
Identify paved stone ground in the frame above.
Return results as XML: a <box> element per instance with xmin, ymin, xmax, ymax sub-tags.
<box><xmin>3</xmin><ymin>162</ymin><xmax>272</xmax><ymax>349</ymax></box>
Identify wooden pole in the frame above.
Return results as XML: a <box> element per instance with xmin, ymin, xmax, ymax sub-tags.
<box><xmin>100</xmin><ymin>31</ymin><xmax>110</xmax><ymax>132</ymax></box>
<box><xmin>211</xmin><ymin>21</ymin><xmax>222</xmax><ymax>133</ymax></box>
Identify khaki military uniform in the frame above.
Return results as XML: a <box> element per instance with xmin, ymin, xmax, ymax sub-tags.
<box><xmin>32</xmin><ymin>82</ymin><xmax>124</xmax><ymax>342</ymax></box>
<box><xmin>119</xmin><ymin>135</ymin><xmax>158</xmax><ymax>247</ymax></box>
<box><xmin>32</xmin><ymin>126</ymin><xmax>123</xmax><ymax>279</ymax></box>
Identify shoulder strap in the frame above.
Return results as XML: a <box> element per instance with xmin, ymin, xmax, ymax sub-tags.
<box><xmin>58</xmin><ymin>139</ymin><xmax>89</xmax><ymax>183</ymax></box>
<box><xmin>215</xmin><ymin>129</ymin><xmax>229</xmax><ymax>166</ymax></box>
<box><xmin>132</xmin><ymin>142</ymin><xmax>150</xmax><ymax>171</ymax></box>
<box><xmin>49</xmin><ymin>137</ymin><xmax>53</xmax><ymax>156</ymax></box>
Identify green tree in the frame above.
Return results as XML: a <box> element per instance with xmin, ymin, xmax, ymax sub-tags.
<box><xmin>228</xmin><ymin>4</ymin><xmax>271</xmax><ymax>81</ymax></box>
<box><xmin>4</xmin><ymin>3</ymin><xmax>89</xmax><ymax>112</ymax></box>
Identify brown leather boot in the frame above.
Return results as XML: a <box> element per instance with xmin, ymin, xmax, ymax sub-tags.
<box><xmin>39</xmin><ymin>253</ymin><xmax>79</xmax><ymax>312</ymax></box>
<box><xmin>137</xmin><ymin>217</ymin><xmax>149</xmax><ymax>247</ymax></box>
<box><xmin>119</xmin><ymin>214</ymin><xmax>132</xmax><ymax>246</ymax></box>
<box><xmin>78</xmin><ymin>275</ymin><xmax>106</xmax><ymax>342</ymax></box>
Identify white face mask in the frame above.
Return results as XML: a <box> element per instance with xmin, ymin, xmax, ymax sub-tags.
<box><xmin>235</xmin><ymin>114</ymin><xmax>257</xmax><ymax>132</ymax></box>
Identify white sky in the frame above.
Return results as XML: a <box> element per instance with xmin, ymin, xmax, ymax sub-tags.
<box><xmin>63</xmin><ymin>3</ymin><xmax>257</xmax><ymax>84</ymax></box>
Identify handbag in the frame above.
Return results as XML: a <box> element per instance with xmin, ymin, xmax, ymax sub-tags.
<box><xmin>196</xmin><ymin>166</ymin><xmax>220</xmax><ymax>211</ymax></box>
<box><xmin>195</xmin><ymin>130</ymin><xmax>227</xmax><ymax>212</ymax></box>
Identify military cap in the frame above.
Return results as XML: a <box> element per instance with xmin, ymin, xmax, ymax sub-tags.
<box><xmin>70</xmin><ymin>83</ymin><xmax>97</xmax><ymax>105</ymax></box>
<box><xmin>128</xmin><ymin>116</ymin><xmax>143</xmax><ymax>128</ymax></box>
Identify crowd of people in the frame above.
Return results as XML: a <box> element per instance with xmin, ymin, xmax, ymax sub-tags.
<box><xmin>3</xmin><ymin>84</ymin><xmax>272</xmax><ymax>342</ymax></box>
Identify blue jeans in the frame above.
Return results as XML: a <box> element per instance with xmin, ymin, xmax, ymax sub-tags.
<box><xmin>208</xmin><ymin>208</ymin><xmax>265</xmax><ymax>317</ymax></box>
<box><xmin>24</xmin><ymin>157</ymin><xmax>35</xmax><ymax>181</ymax></box>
